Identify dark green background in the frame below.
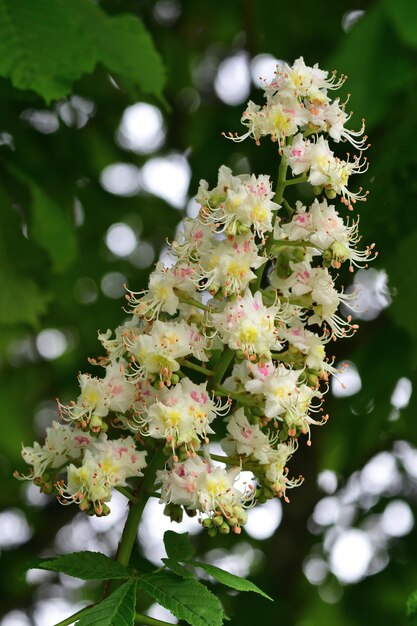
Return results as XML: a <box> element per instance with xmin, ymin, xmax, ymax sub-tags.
<box><xmin>1</xmin><ymin>0</ymin><xmax>417</xmax><ymax>624</ymax></box>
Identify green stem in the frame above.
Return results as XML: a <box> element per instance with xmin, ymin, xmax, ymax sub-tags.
<box><xmin>272</xmin><ymin>239</ymin><xmax>318</xmax><ymax>248</ymax></box>
<box><xmin>178</xmin><ymin>296</ymin><xmax>212</xmax><ymax>312</ymax></box>
<box><xmin>270</xmin><ymin>350</ymin><xmax>304</xmax><ymax>366</ymax></box>
<box><xmin>202</xmin><ymin>451</ymin><xmax>236</xmax><ymax>465</ymax></box>
<box><xmin>135</xmin><ymin>613</ymin><xmax>176</xmax><ymax>626</ymax></box>
<box><xmin>269</xmin><ymin>239</ymin><xmax>319</xmax><ymax>252</ymax></box>
<box><xmin>147</xmin><ymin>490</ymin><xmax>162</xmax><ymax>498</ymax></box>
<box><xmin>116</xmin><ymin>486</ymin><xmax>139</xmax><ymax>504</ymax></box>
<box><xmin>116</xmin><ymin>448</ymin><xmax>166</xmax><ymax>567</ymax></box>
<box><xmin>252</xmin><ymin>145</ymin><xmax>290</xmax><ymax>294</ymax></box>
<box><xmin>180</xmin><ymin>359</ymin><xmax>215</xmax><ymax>377</ymax></box>
<box><xmin>282</xmin><ymin>198</ymin><xmax>294</xmax><ymax>214</ymax></box>
<box><xmin>303</xmin><ymin>127</ymin><xmax>319</xmax><ymax>138</ymax></box>
<box><xmin>53</xmin><ymin>605</ymin><xmax>95</xmax><ymax>626</ymax></box>
<box><xmin>283</xmin><ymin>175</ymin><xmax>308</xmax><ymax>186</ymax></box>
<box><xmin>273</xmin><ymin>150</ymin><xmax>289</xmax><ymax>205</ymax></box>
<box><xmin>214</xmin><ymin>386</ymin><xmax>259</xmax><ymax>407</ymax></box>
<box><xmin>211</xmin><ymin>347</ymin><xmax>235</xmax><ymax>388</ymax></box>
<box><xmin>261</xmin><ymin>289</ymin><xmax>312</xmax><ymax>309</ymax></box>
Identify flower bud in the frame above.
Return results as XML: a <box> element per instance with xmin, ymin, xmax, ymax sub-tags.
<box><xmin>202</xmin><ymin>518</ymin><xmax>213</xmax><ymax>528</ymax></box>
<box><xmin>307</xmin><ymin>373</ymin><xmax>319</xmax><ymax>387</ymax></box>
<box><xmin>292</xmin><ymin>247</ymin><xmax>306</xmax><ymax>262</ymax></box>
<box><xmin>219</xmin><ymin>522</ymin><xmax>231</xmax><ymax>535</ymax></box>
<box><xmin>325</xmin><ymin>188</ymin><xmax>337</xmax><ymax>199</ymax></box>
<box><xmin>209</xmin><ymin>193</ymin><xmax>226</xmax><ymax>208</ymax></box>
<box><xmin>101</xmin><ymin>504</ymin><xmax>111</xmax><ymax>516</ymax></box>
<box><xmin>164</xmin><ymin>503</ymin><xmax>184</xmax><ymax>523</ymax></box>
<box><xmin>331</xmin><ymin>241</ymin><xmax>349</xmax><ymax>263</ymax></box>
<box><xmin>90</xmin><ymin>415</ymin><xmax>103</xmax><ymax>432</ymax></box>
<box><xmin>255</xmin><ymin>488</ymin><xmax>267</xmax><ymax>504</ymax></box>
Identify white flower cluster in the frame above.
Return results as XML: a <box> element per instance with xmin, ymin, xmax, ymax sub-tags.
<box><xmin>230</xmin><ymin>57</ymin><xmax>369</xmax><ymax>209</ymax></box>
<box><xmin>18</xmin><ymin>57</ymin><xmax>374</xmax><ymax>535</ymax></box>
<box><xmin>19</xmin><ymin>423</ymin><xmax>146</xmax><ymax>515</ymax></box>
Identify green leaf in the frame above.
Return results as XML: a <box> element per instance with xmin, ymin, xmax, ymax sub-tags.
<box><xmin>330</xmin><ymin>6</ymin><xmax>416</xmax><ymax>129</ymax></box>
<box><xmin>0</xmin><ymin>270</ymin><xmax>49</xmax><ymax>327</ymax></box>
<box><xmin>138</xmin><ymin>571</ymin><xmax>224</xmax><ymax>626</ymax></box>
<box><xmin>162</xmin><ymin>558</ymin><xmax>194</xmax><ymax>579</ymax></box>
<box><xmin>0</xmin><ymin>0</ymin><xmax>165</xmax><ymax>102</ymax></box>
<box><xmin>7</xmin><ymin>165</ymin><xmax>78</xmax><ymax>273</ymax></box>
<box><xmin>164</xmin><ymin>531</ymin><xmax>195</xmax><ymax>562</ymax></box>
<box><xmin>0</xmin><ymin>0</ymin><xmax>95</xmax><ymax>102</ymax></box>
<box><xmin>384</xmin><ymin>0</ymin><xmax>417</xmax><ymax>47</ymax></box>
<box><xmin>30</xmin><ymin>551</ymin><xmax>132</xmax><ymax>580</ymax></box>
<box><xmin>29</xmin><ymin>183</ymin><xmax>77</xmax><ymax>273</ymax></box>
<box><xmin>190</xmin><ymin>561</ymin><xmax>273</xmax><ymax>601</ymax></box>
<box><xmin>89</xmin><ymin>13</ymin><xmax>166</xmax><ymax>99</ymax></box>
<box><xmin>75</xmin><ymin>579</ymin><xmax>137</xmax><ymax>626</ymax></box>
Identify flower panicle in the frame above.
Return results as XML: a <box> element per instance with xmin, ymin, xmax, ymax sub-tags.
<box><xmin>17</xmin><ymin>56</ymin><xmax>373</xmax><ymax>532</ymax></box>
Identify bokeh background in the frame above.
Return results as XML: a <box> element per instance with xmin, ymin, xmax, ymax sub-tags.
<box><xmin>1</xmin><ymin>0</ymin><xmax>417</xmax><ymax>624</ymax></box>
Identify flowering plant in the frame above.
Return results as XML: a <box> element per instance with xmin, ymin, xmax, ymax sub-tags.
<box><xmin>17</xmin><ymin>57</ymin><xmax>374</xmax><ymax>626</ymax></box>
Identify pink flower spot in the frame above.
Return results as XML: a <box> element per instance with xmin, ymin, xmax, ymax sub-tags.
<box><xmin>74</xmin><ymin>436</ymin><xmax>90</xmax><ymax>446</ymax></box>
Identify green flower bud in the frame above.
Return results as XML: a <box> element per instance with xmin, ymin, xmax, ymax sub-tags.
<box><xmin>292</xmin><ymin>247</ymin><xmax>306</xmax><ymax>262</ymax></box>
<box><xmin>331</xmin><ymin>241</ymin><xmax>349</xmax><ymax>263</ymax></box>
<box><xmin>164</xmin><ymin>503</ymin><xmax>184</xmax><ymax>523</ymax></box>
<box><xmin>219</xmin><ymin>522</ymin><xmax>231</xmax><ymax>535</ymax></box>
<box><xmin>101</xmin><ymin>504</ymin><xmax>111</xmax><ymax>516</ymax></box>
<box><xmin>279</xmin><ymin>429</ymin><xmax>289</xmax><ymax>442</ymax></box>
<box><xmin>208</xmin><ymin>526</ymin><xmax>217</xmax><ymax>538</ymax></box>
<box><xmin>275</xmin><ymin>251</ymin><xmax>291</xmax><ymax>278</ymax></box>
<box><xmin>226</xmin><ymin>221</ymin><xmax>239</xmax><ymax>236</ymax></box>
<box><xmin>209</xmin><ymin>193</ymin><xmax>226</xmax><ymax>208</ymax></box>
<box><xmin>325</xmin><ymin>188</ymin><xmax>337</xmax><ymax>199</ymax></box>
<box><xmin>237</xmin><ymin>509</ymin><xmax>248</xmax><ymax>525</ymax></box>
<box><xmin>322</xmin><ymin>248</ymin><xmax>333</xmax><ymax>267</ymax></box>
<box><xmin>90</xmin><ymin>415</ymin><xmax>103</xmax><ymax>431</ymax></box>
<box><xmin>307</xmin><ymin>373</ymin><xmax>319</xmax><ymax>387</ymax></box>
<box><xmin>263</xmin><ymin>486</ymin><xmax>275</xmax><ymax>500</ymax></box>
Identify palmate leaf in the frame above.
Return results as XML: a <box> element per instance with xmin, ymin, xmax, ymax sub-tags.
<box><xmin>190</xmin><ymin>561</ymin><xmax>273</xmax><ymax>601</ymax></box>
<box><xmin>0</xmin><ymin>0</ymin><xmax>165</xmax><ymax>102</ymax></box>
<box><xmin>75</xmin><ymin>579</ymin><xmax>137</xmax><ymax>626</ymax></box>
<box><xmin>30</xmin><ymin>551</ymin><xmax>132</xmax><ymax>581</ymax></box>
<box><xmin>138</xmin><ymin>571</ymin><xmax>224</xmax><ymax>626</ymax></box>
<box><xmin>0</xmin><ymin>0</ymin><xmax>95</xmax><ymax>102</ymax></box>
<box><xmin>163</xmin><ymin>530</ymin><xmax>196</xmax><ymax>562</ymax></box>
<box><xmin>162</xmin><ymin>558</ymin><xmax>195</xmax><ymax>579</ymax></box>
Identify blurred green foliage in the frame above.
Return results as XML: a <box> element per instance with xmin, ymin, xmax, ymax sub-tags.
<box><xmin>1</xmin><ymin>0</ymin><xmax>417</xmax><ymax>625</ymax></box>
